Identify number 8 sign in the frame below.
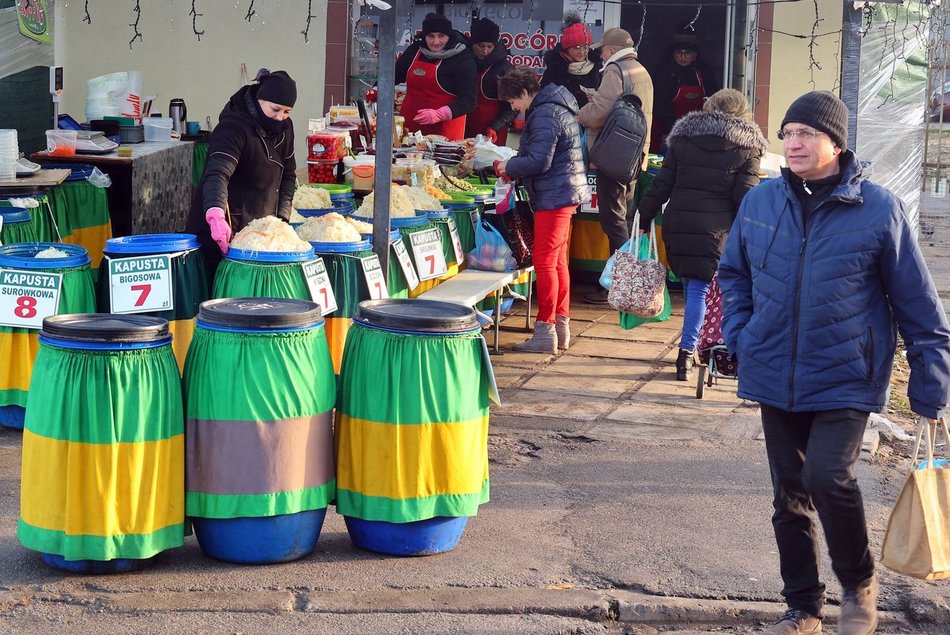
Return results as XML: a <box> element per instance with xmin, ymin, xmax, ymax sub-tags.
<box><xmin>0</xmin><ymin>269</ymin><xmax>63</xmax><ymax>329</ymax></box>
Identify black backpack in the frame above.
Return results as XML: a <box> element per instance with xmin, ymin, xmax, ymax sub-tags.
<box><xmin>588</xmin><ymin>61</ymin><xmax>648</xmax><ymax>184</ymax></box>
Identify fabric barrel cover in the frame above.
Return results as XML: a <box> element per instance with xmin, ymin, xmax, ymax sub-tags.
<box><xmin>335</xmin><ymin>323</ymin><xmax>491</xmax><ymax>522</ymax></box>
<box><xmin>184</xmin><ymin>320</ymin><xmax>337</xmax><ymax>519</ymax></box>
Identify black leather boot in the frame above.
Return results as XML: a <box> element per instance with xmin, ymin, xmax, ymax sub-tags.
<box><xmin>676</xmin><ymin>348</ymin><xmax>694</xmax><ymax>381</ymax></box>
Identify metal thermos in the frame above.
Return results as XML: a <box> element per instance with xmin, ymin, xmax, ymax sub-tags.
<box><xmin>169</xmin><ymin>99</ymin><xmax>187</xmax><ymax>134</ymax></box>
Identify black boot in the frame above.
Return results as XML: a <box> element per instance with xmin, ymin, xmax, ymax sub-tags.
<box><xmin>675</xmin><ymin>348</ymin><xmax>694</xmax><ymax>381</ymax></box>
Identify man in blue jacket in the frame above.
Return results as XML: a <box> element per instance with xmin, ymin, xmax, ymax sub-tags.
<box><xmin>719</xmin><ymin>91</ymin><xmax>950</xmax><ymax>635</ymax></box>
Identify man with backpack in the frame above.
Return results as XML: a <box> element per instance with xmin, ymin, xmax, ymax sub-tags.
<box><xmin>577</xmin><ymin>27</ymin><xmax>654</xmax><ymax>304</ymax></box>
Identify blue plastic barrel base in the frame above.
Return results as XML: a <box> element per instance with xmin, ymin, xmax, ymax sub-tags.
<box><xmin>344</xmin><ymin>516</ymin><xmax>469</xmax><ymax>556</ymax></box>
<box><xmin>0</xmin><ymin>406</ymin><xmax>25</xmax><ymax>430</ymax></box>
<box><xmin>192</xmin><ymin>509</ymin><xmax>326</xmax><ymax>564</ymax></box>
<box><xmin>42</xmin><ymin>553</ymin><xmax>152</xmax><ymax>574</ymax></box>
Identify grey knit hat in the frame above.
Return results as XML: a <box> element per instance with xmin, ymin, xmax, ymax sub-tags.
<box><xmin>781</xmin><ymin>90</ymin><xmax>848</xmax><ymax>149</ymax></box>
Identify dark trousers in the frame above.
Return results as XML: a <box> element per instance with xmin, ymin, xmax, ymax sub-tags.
<box><xmin>760</xmin><ymin>405</ymin><xmax>876</xmax><ymax>618</ymax></box>
<box><xmin>595</xmin><ymin>172</ymin><xmax>636</xmax><ymax>254</ymax></box>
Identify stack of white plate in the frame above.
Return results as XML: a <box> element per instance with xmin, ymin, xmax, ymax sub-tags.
<box><xmin>0</xmin><ymin>129</ymin><xmax>17</xmax><ymax>180</ymax></box>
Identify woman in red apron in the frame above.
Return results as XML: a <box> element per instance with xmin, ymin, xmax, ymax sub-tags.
<box><xmin>395</xmin><ymin>13</ymin><xmax>476</xmax><ymax>141</ymax></box>
<box><xmin>464</xmin><ymin>18</ymin><xmax>515</xmax><ymax>144</ymax></box>
<box><xmin>649</xmin><ymin>28</ymin><xmax>720</xmax><ymax>153</ymax></box>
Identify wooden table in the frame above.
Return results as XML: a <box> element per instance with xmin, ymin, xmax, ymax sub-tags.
<box><xmin>33</xmin><ymin>141</ymin><xmax>193</xmax><ymax>237</ymax></box>
<box><xmin>0</xmin><ymin>169</ymin><xmax>71</xmax><ymax>195</ymax></box>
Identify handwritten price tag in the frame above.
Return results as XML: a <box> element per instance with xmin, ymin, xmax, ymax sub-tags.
<box><xmin>446</xmin><ymin>217</ymin><xmax>464</xmax><ymax>263</ymax></box>
<box><xmin>0</xmin><ymin>269</ymin><xmax>63</xmax><ymax>329</ymax></box>
<box><xmin>108</xmin><ymin>255</ymin><xmax>174</xmax><ymax>314</ymax></box>
<box><xmin>302</xmin><ymin>258</ymin><xmax>338</xmax><ymax>315</ymax></box>
<box><xmin>391</xmin><ymin>240</ymin><xmax>419</xmax><ymax>290</ymax></box>
<box><xmin>408</xmin><ymin>229</ymin><xmax>448</xmax><ymax>281</ymax></box>
<box><xmin>360</xmin><ymin>255</ymin><xmax>389</xmax><ymax>300</ymax></box>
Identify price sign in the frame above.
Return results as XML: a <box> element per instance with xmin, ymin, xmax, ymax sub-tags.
<box><xmin>446</xmin><ymin>218</ymin><xmax>464</xmax><ymax>263</ymax></box>
<box><xmin>580</xmin><ymin>172</ymin><xmax>598</xmax><ymax>213</ymax></box>
<box><xmin>391</xmin><ymin>240</ymin><xmax>419</xmax><ymax>290</ymax></box>
<box><xmin>108</xmin><ymin>255</ymin><xmax>174</xmax><ymax>314</ymax></box>
<box><xmin>409</xmin><ymin>228</ymin><xmax>448</xmax><ymax>281</ymax></box>
<box><xmin>302</xmin><ymin>258</ymin><xmax>338</xmax><ymax>315</ymax></box>
<box><xmin>0</xmin><ymin>269</ymin><xmax>63</xmax><ymax>329</ymax></box>
<box><xmin>360</xmin><ymin>255</ymin><xmax>389</xmax><ymax>300</ymax></box>
<box><xmin>308</xmin><ymin>117</ymin><xmax>327</xmax><ymax>132</ymax></box>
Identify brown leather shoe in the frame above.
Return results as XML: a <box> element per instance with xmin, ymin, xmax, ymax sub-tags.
<box><xmin>839</xmin><ymin>576</ymin><xmax>878</xmax><ymax>635</ymax></box>
<box><xmin>762</xmin><ymin>608</ymin><xmax>822</xmax><ymax>634</ymax></box>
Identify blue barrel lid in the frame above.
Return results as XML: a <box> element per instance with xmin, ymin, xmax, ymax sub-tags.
<box><xmin>309</xmin><ymin>239</ymin><xmax>372</xmax><ymax>254</ymax></box>
<box><xmin>197</xmin><ymin>298</ymin><xmax>324</xmax><ymax>331</ymax></box>
<box><xmin>363</xmin><ymin>229</ymin><xmax>402</xmax><ymax>244</ymax></box>
<box><xmin>442</xmin><ymin>200</ymin><xmax>478</xmax><ymax>210</ymax></box>
<box><xmin>0</xmin><ymin>196</ymin><xmax>35</xmax><ymax>211</ymax></box>
<box><xmin>0</xmin><ymin>209</ymin><xmax>30</xmax><ymax>223</ymax></box>
<box><xmin>296</xmin><ymin>201</ymin><xmax>354</xmax><ymax>218</ymax></box>
<box><xmin>0</xmin><ymin>242</ymin><xmax>91</xmax><ymax>268</ymax></box>
<box><xmin>41</xmin><ymin>314</ymin><xmax>170</xmax><ymax>343</ymax></box>
<box><xmin>354</xmin><ymin>299</ymin><xmax>479</xmax><ymax>334</ymax></box>
<box><xmin>226</xmin><ymin>247</ymin><xmax>315</xmax><ymax>263</ymax></box>
<box><xmin>425</xmin><ymin>209</ymin><xmax>451</xmax><ymax>220</ymax></box>
<box><xmin>33</xmin><ymin>162</ymin><xmax>95</xmax><ymax>181</ymax></box>
<box><xmin>105</xmin><ymin>233</ymin><xmax>199</xmax><ymax>255</ymax></box>
<box><xmin>330</xmin><ymin>192</ymin><xmax>355</xmax><ymax>201</ymax></box>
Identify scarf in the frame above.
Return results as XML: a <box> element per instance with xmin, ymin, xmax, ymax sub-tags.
<box><xmin>420</xmin><ymin>41</ymin><xmax>467</xmax><ymax>61</ymax></box>
<box><xmin>601</xmin><ymin>47</ymin><xmax>637</xmax><ymax>70</ymax></box>
<box><xmin>245</xmin><ymin>90</ymin><xmax>288</xmax><ymax>135</ymax></box>
<box><xmin>568</xmin><ymin>60</ymin><xmax>595</xmax><ymax>76</ymax></box>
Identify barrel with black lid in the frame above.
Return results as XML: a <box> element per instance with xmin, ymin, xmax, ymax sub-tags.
<box><xmin>98</xmin><ymin>233</ymin><xmax>209</xmax><ymax>370</ymax></box>
<box><xmin>335</xmin><ymin>299</ymin><xmax>493</xmax><ymax>555</ymax></box>
<box><xmin>212</xmin><ymin>246</ymin><xmax>316</xmax><ymax>301</ymax></box>
<box><xmin>0</xmin><ymin>243</ymin><xmax>96</xmax><ymax>430</ymax></box>
<box><xmin>184</xmin><ymin>298</ymin><xmax>336</xmax><ymax>564</ymax></box>
<box><xmin>18</xmin><ymin>314</ymin><xmax>184</xmax><ymax>573</ymax></box>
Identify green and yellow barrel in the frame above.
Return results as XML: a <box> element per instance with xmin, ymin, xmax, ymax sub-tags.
<box><xmin>393</xmin><ymin>215</ymin><xmax>442</xmax><ymax>298</ymax></box>
<box><xmin>336</xmin><ymin>299</ymin><xmax>493</xmax><ymax>555</ymax></box>
<box><xmin>27</xmin><ymin>193</ymin><xmax>61</xmax><ymax>242</ymax></box>
<box><xmin>440</xmin><ymin>193</ymin><xmax>479</xmax><ymax>262</ymax></box>
<box><xmin>0</xmin><ymin>243</ymin><xmax>96</xmax><ymax>430</ymax></box>
<box><xmin>184</xmin><ymin>298</ymin><xmax>336</xmax><ymax>564</ymax></box>
<box><xmin>426</xmin><ymin>208</ymin><xmax>462</xmax><ymax>283</ymax></box>
<box><xmin>47</xmin><ymin>173</ymin><xmax>113</xmax><ymax>278</ymax></box>
<box><xmin>310</xmin><ymin>239</ymin><xmax>374</xmax><ymax>375</ymax></box>
<box><xmin>212</xmin><ymin>245</ymin><xmax>315</xmax><ymax>300</ymax></box>
<box><xmin>18</xmin><ymin>314</ymin><xmax>185</xmax><ymax>573</ymax></box>
<box><xmin>0</xmin><ymin>205</ymin><xmax>39</xmax><ymax>245</ymax></box>
<box><xmin>97</xmin><ymin>234</ymin><xmax>209</xmax><ymax>370</ymax></box>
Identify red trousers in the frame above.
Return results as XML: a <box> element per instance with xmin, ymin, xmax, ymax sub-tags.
<box><xmin>533</xmin><ymin>207</ymin><xmax>575</xmax><ymax>323</ymax></box>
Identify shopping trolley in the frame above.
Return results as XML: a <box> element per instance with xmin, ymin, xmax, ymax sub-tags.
<box><xmin>695</xmin><ymin>274</ymin><xmax>738</xmax><ymax>399</ymax></box>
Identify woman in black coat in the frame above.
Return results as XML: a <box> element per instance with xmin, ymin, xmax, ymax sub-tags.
<box><xmin>638</xmin><ymin>88</ymin><xmax>767</xmax><ymax>380</ymax></box>
<box><xmin>464</xmin><ymin>17</ymin><xmax>516</xmax><ymax>144</ymax></box>
<box><xmin>184</xmin><ymin>70</ymin><xmax>297</xmax><ymax>275</ymax></box>
<box><xmin>540</xmin><ymin>12</ymin><xmax>601</xmax><ymax>110</ymax></box>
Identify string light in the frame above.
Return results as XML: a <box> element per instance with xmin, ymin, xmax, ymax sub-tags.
<box><xmin>190</xmin><ymin>0</ymin><xmax>206</xmax><ymax>41</ymax></box>
<box><xmin>128</xmin><ymin>0</ymin><xmax>142</xmax><ymax>50</ymax></box>
<box><xmin>245</xmin><ymin>0</ymin><xmax>256</xmax><ymax>23</ymax></box>
<box><xmin>82</xmin><ymin>0</ymin><xmax>91</xmax><ymax>24</ymax></box>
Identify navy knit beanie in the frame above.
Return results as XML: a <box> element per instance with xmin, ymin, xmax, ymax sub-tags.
<box><xmin>781</xmin><ymin>90</ymin><xmax>849</xmax><ymax>149</ymax></box>
<box><xmin>422</xmin><ymin>13</ymin><xmax>453</xmax><ymax>38</ymax></box>
<box><xmin>256</xmin><ymin>70</ymin><xmax>297</xmax><ymax>108</ymax></box>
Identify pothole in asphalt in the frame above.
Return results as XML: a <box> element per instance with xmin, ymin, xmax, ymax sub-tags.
<box><xmin>488</xmin><ymin>436</ymin><xmax>541</xmax><ymax>465</ymax></box>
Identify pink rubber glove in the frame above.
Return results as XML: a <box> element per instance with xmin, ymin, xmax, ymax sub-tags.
<box><xmin>413</xmin><ymin>106</ymin><xmax>452</xmax><ymax>126</ymax></box>
<box><xmin>485</xmin><ymin>128</ymin><xmax>498</xmax><ymax>143</ymax></box>
<box><xmin>205</xmin><ymin>207</ymin><xmax>232</xmax><ymax>255</ymax></box>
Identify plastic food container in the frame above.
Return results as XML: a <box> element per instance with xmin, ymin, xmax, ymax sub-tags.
<box><xmin>308</xmin><ymin>159</ymin><xmax>339</xmax><ymax>184</ymax></box>
<box><xmin>307</xmin><ymin>130</ymin><xmax>348</xmax><ymax>161</ymax></box>
<box><xmin>45</xmin><ymin>129</ymin><xmax>77</xmax><ymax>157</ymax></box>
<box><xmin>143</xmin><ymin>118</ymin><xmax>173</xmax><ymax>142</ymax></box>
<box><xmin>352</xmin><ymin>164</ymin><xmax>375</xmax><ymax>191</ymax></box>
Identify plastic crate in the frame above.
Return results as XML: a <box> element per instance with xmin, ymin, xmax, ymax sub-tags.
<box><xmin>120</xmin><ymin>125</ymin><xmax>145</xmax><ymax>144</ymax></box>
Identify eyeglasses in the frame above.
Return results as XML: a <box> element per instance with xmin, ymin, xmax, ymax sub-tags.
<box><xmin>569</xmin><ymin>44</ymin><xmax>589</xmax><ymax>51</ymax></box>
<box><xmin>777</xmin><ymin>128</ymin><xmax>824</xmax><ymax>141</ymax></box>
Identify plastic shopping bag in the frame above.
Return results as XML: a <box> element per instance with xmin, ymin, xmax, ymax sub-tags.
<box><xmin>467</xmin><ymin>219</ymin><xmax>517</xmax><ymax>272</ymax></box>
<box><xmin>494</xmin><ymin>180</ymin><xmax>516</xmax><ymax>215</ymax></box>
<box><xmin>599</xmin><ymin>235</ymin><xmax>636</xmax><ymax>289</ymax></box>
